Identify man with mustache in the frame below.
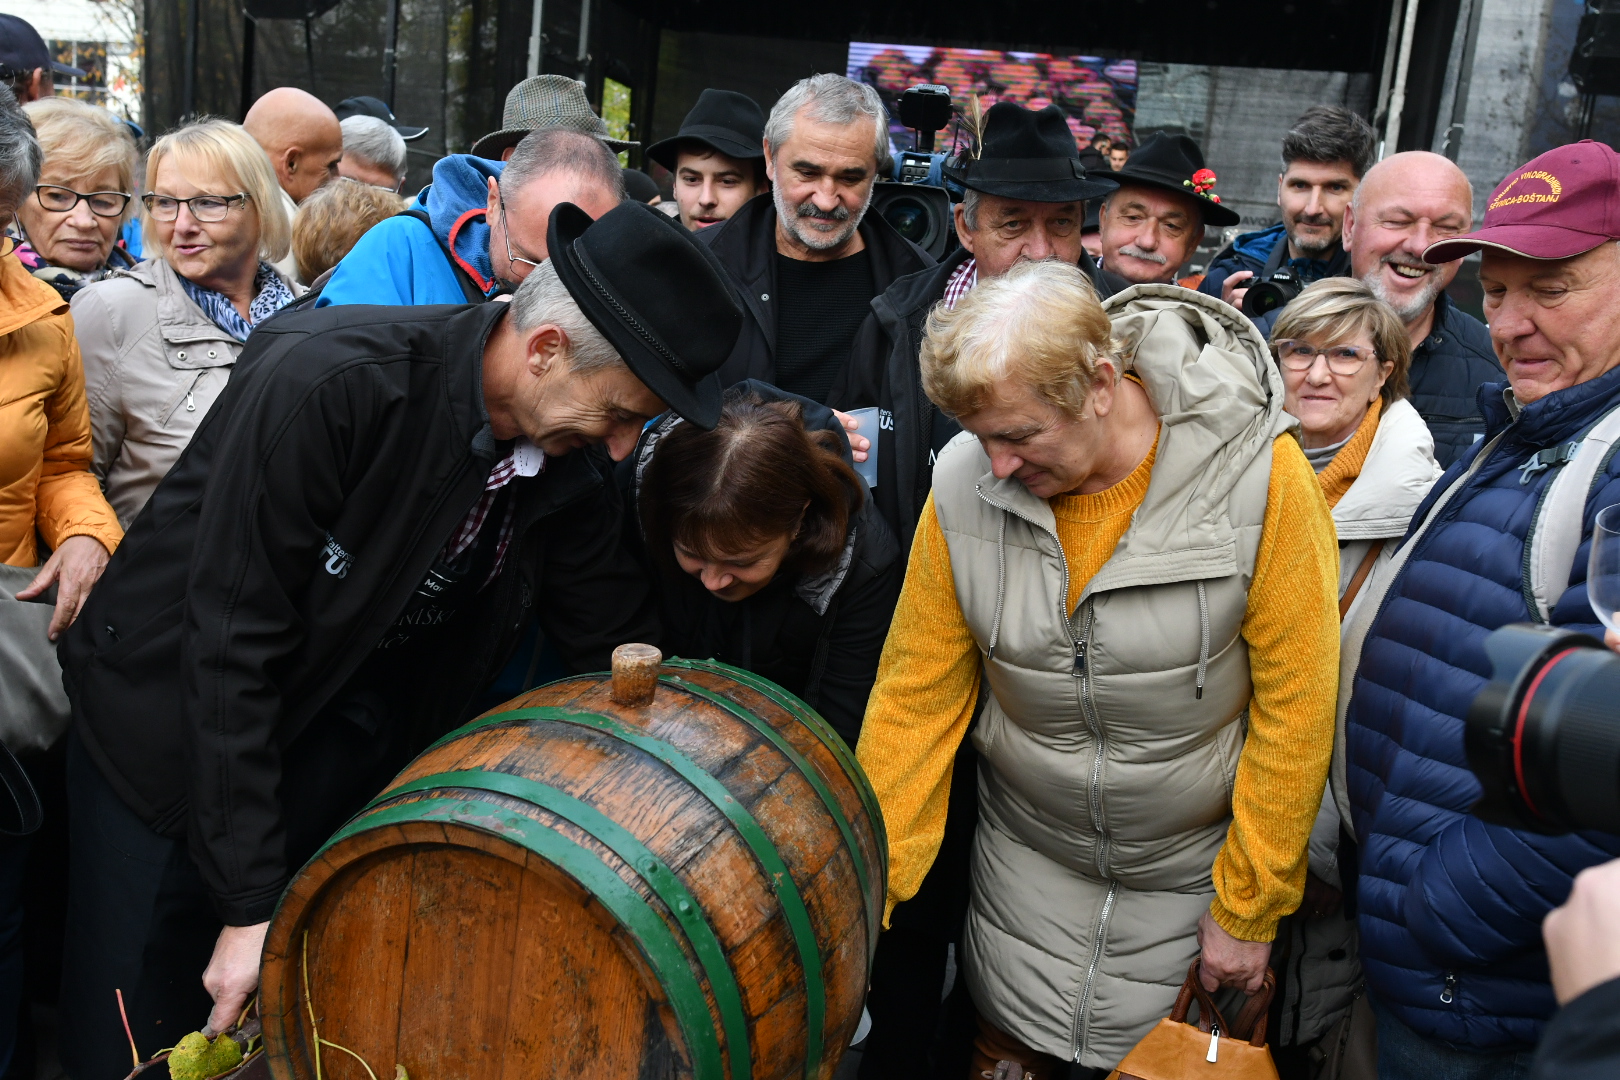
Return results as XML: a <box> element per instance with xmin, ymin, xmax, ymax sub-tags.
<box><xmin>1200</xmin><ymin>106</ymin><xmax>1372</xmax><ymax>311</ymax></box>
<box><xmin>1257</xmin><ymin>151</ymin><xmax>1498</xmax><ymax>467</ymax></box>
<box><xmin>1098</xmin><ymin>132</ymin><xmax>1240</xmax><ymax>287</ymax></box>
<box><xmin>701</xmin><ymin>73</ymin><xmax>933</xmax><ymax>403</ymax></box>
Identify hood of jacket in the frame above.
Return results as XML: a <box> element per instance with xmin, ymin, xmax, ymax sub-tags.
<box><xmin>1057</xmin><ymin>283</ymin><xmax>1293</xmax><ymax>593</ymax></box>
<box><xmin>419</xmin><ymin>154</ymin><xmax>503</xmax><ymax>291</ymax></box>
<box><xmin>1333</xmin><ymin>397</ymin><xmax>1441</xmax><ymax>541</ymax></box>
<box><xmin>0</xmin><ymin>240</ymin><xmax>65</xmax><ymax>337</ymax></box>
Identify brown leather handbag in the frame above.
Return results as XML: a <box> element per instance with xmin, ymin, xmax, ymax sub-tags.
<box><xmin>1105</xmin><ymin>961</ymin><xmax>1280</xmax><ymax>1080</ymax></box>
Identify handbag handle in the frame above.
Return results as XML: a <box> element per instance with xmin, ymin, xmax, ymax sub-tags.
<box><xmin>1167</xmin><ymin>960</ymin><xmax>1276</xmax><ymax>1048</ymax></box>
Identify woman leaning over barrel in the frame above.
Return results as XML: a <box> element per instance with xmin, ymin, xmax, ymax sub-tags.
<box><xmin>70</xmin><ymin>118</ymin><xmax>301</xmax><ymax>527</ymax></box>
<box><xmin>1264</xmin><ymin>277</ymin><xmax>1440</xmax><ymax>1064</ymax></box>
<box><xmin>633</xmin><ymin>381</ymin><xmax>903</xmax><ymax>747</ymax></box>
<box><xmin>855</xmin><ymin>263</ymin><xmax>1342</xmax><ymax>1078</ymax></box>
<box><xmin>11</xmin><ymin>98</ymin><xmax>139</xmax><ymax>300</ymax></box>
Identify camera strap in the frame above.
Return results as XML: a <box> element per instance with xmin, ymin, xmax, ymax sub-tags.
<box><xmin>1524</xmin><ymin>403</ymin><xmax>1620</xmax><ymax>622</ymax></box>
<box><xmin>1259</xmin><ymin>232</ymin><xmax>1291</xmax><ymax>282</ymax></box>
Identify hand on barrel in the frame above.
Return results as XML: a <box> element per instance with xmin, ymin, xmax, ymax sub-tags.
<box><xmin>203</xmin><ymin>922</ymin><xmax>270</xmax><ymax>1033</ymax></box>
<box><xmin>1195</xmin><ymin>909</ymin><xmax>1271</xmax><ymax>994</ymax></box>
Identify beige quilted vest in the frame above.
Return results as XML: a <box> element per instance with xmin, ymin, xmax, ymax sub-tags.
<box><xmin>933</xmin><ymin>285</ymin><xmax>1295</xmax><ymax>1067</ymax></box>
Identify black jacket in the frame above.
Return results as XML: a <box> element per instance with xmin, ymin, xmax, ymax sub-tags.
<box><xmin>59</xmin><ymin>302</ymin><xmax>657</xmax><ymax>924</ymax></box>
<box><xmin>1256</xmin><ymin>291</ymin><xmax>1500</xmax><ymax>468</ymax></box>
<box><xmin>1530</xmin><ymin>976</ymin><xmax>1620</xmax><ymax>1080</ymax></box>
<box><xmin>626</xmin><ymin>383</ymin><xmax>902</xmax><ymax>745</ymax></box>
<box><xmin>699</xmin><ymin>192</ymin><xmax>935</xmax><ymax>394</ymax></box>
<box><xmin>835</xmin><ymin>247</ymin><xmax>1125</xmax><ymax>555</ymax></box>
<box><xmin>1196</xmin><ymin>222</ymin><xmax>1350</xmax><ymax>305</ymax></box>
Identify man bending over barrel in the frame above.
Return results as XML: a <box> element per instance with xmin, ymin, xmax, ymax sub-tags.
<box><xmin>55</xmin><ymin>202</ymin><xmax>743</xmax><ymax>1080</ymax></box>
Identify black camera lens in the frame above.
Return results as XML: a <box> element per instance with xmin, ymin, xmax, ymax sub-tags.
<box><xmin>1243</xmin><ymin>270</ymin><xmax>1304</xmax><ymax>318</ymax></box>
<box><xmin>883</xmin><ymin>196</ymin><xmax>931</xmax><ymax>244</ymax></box>
<box><xmin>1466</xmin><ymin>624</ymin><xmax>1620</xmax><ymax>834</ymax></box>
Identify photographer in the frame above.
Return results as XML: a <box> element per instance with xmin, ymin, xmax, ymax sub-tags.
<box><xmin>1200</xmin><ymin>106</ymin><xmax>1372</xmax><ymax>311</ymax></box>
<box><xmin>1341</xmin><ymin>141</ymin><xmax>1620</xmax><ymax>1078</ymax></box>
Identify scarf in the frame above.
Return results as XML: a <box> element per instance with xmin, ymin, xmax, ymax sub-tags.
<box><xmin>178</xmin><ymin>262</ymin><xmax>296</xmax><ymax>342</ymax></box>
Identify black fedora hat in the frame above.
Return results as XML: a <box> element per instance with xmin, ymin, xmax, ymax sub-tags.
<box><xmin>1111</xmin><ymin>132</ymin><xmax>1240</xmax><ymax>227</ymax></box>
<box><xmin>548</xmin><ymin>201</ymin><xmax>743</xmax><ymax>429</ymax></box>
<box><xmin>942</xmin><ymin>102</ymin><xmax>1118</xmax><ymax>203</ymax></box>
<box><xmin>646</xmin><ymin>89</ymin><xmax>766</xmax><ymax>173</ymax></box>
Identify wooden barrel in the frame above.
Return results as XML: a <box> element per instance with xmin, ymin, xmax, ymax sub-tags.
<box><xmin>259</xmin><ymin>649</ymin><xmax>887</xmax><ymax>1080</ymax></box>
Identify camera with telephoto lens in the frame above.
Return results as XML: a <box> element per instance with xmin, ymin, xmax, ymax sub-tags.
<box><xmin>872</xmin><ymin>84</ymin><xmax>956</xmax><ymax>259</ymax></box>
<box><xmin>1465</xmin><ymin>623</ymin><xmax>1620</xmax><ymax>835</ymax></box>
<box><xmin>1242</xmin><ymin>266</ymin><xmax>1304</xmax><ymax>318</ymax></box>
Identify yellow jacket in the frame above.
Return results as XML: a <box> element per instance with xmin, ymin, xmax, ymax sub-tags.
<box><xmin>0</xmin><ymin>246</ymin><xmax>122</xmax><ymax>566</ymax></box>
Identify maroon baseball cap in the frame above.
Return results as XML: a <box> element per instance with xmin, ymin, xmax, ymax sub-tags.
<box><xmin>1424</xmin><ymin>140</ymin><xmax>1620</xmax><ymax>264</ymax></box>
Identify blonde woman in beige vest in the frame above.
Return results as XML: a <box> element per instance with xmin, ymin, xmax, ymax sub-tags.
<box><xmin>856</xmin><ymin>260</ymin><xmax>1343</xmax><ymax>1078</ymax></box>
<box><xmin>1266</xmin><ymin>278</ymin><xmax>1441</xmax><ymax>1067</ymax></box>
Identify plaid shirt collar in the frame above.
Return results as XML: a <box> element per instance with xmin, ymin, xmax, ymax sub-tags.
<box><xmin>942</xmin><ymin>257</ymin><xmax>978</xmax><ymax>310</ymax></box>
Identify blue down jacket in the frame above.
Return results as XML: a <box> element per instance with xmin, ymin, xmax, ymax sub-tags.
<box><xmin>1345</xmin><ymin>365</ymin><xmax>1620</xmax><ymax>1048</ymax></box>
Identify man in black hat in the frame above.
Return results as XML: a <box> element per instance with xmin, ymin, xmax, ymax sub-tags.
<box><xmin>836</xmin><ymin>100</ymin><xmax>1118</xmax><ymax>1080</ymax></box>
<box><xmin>55</xmin><ymin>202</ymin><xmax>741</xmax><ymax>1080</ymax></box>
<box><xmin>0</xmin><ymin>14</ymin><xmax>85</xmax><ymax>102</ymax></box>
<box><xmin>1098</xmin><ymin>132</ymin><xmax>1240</xmax><ymax>287</ymax></box>
<box><xmin>701</xmin><ymin>73</ymin><xmax>933</xmax><ymax>403</ymax></box>
<box><xmin>839</xmin><ymin>101</ymin><xmax>1120</xmax><ymax>556</ymax></box>
<box><xmin>646</xmin><ymin>88</ymin><xmax>768</xmax><ymax>232</ymax></box>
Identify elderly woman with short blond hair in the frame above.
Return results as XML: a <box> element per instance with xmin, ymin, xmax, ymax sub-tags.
<box><xmin>70</xmin><ymin>118</ymin><xmax>302</xmax><ymax>526</ymax></box>
<box><xmin>855</xmin><ymin>263</ymin><xmax>1342</xmax><ymax>1078</ymax></box>
<box><xmin>12</xmin><ymin>97</ymin><xmax>140</xmax><ymax>300</ymax></box>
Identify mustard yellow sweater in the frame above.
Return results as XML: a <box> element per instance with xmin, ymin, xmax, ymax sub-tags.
<box><xmin>855</xmin><ymin>433</ymin><xmax>1341</xmax><ymax>942</ymax></box>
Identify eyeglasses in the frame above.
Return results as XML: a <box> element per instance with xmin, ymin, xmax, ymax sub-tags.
<box><xmin>1274</xmin><ymin>339</ymin><xmax>1379</xmax><ymax>376</ymax></box>
<box><xmin>35</xmin><ymin>185</ymin><xmax>132</xmax><ymax>218</ymax></box>
<box><xmin>141</xmin><ymin>192</ymin><xmax>251</xmax><ymax>223</ymax></box>
<box><xmin>499</xmin><ymin>201</ymin><xmax>543</xmax><ymax>275</ymax></box>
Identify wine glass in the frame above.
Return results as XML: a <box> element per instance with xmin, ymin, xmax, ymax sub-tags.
<box><xmin>1587</xmin><ymin>504</ymin><xmax>1620</xmax><ymax>634</ymax></box>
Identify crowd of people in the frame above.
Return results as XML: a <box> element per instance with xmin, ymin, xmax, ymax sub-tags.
<box><xmin>1</xmin><ymin>8</ymin><xmax>1619</xmax><ymax>1080</ymax></box>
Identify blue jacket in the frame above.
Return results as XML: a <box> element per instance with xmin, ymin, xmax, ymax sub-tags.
<box><xmin>1197</xmin><ymin>223</ymin><xmax>1348</xmax><ymax>302</ymax></box>
<box><xmin>1345</xmin><ymin>365</ymin><xmax>1620</xmax><ymax>1049</ymax></box>
<box><xmin>1254</xmin><ymin>292</ymin><xmax>1499</xmax><ymax>469</ymax></box>
<box><xmin>318</xmin><ymin>155</ymin><xmax>503</xmax><ymax>307</ymax></box>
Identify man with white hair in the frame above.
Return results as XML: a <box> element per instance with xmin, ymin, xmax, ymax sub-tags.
<box><xmin>1256</xmin><ymin>150</ymin><xmax>1500</xmax><ymax>467</ymax></box>
<box><xmin>338</xmin><ymin>114</ymin><xmax>408</xmax><ymax>192</ymax></box>
<box><xmin>57</xmin><ymin>202</ymin><xmax>743</xmax><ymax>1078</ymax></box>
<box><xmin>701</xmin><ymin>73</ymin><xmax>933</xmax><ymax>403</ymax></box>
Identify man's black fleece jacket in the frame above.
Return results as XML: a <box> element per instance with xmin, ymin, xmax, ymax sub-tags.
<box><xmin>59</xmin><ymin>301</ymin><xmax>658</xmax><ymax>924</ymax></box>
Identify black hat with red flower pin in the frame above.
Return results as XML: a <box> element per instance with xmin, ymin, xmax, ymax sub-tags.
<box><xmin>1109</xmin><ymin>132</ymin><xmax>1240</xmax><ymax>227</ymax></box>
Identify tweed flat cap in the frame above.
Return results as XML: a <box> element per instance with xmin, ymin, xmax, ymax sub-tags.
<box><xmin>472</xmin><ymin>75</ymin><xmax>636</xmax><ymax>159</ymax></box>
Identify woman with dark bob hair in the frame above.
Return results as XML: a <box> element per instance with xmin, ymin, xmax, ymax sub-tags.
<box><xmin>633</xmin><ymin>382</ymin><xmax>903</xmax><ymax>745</ymax></box>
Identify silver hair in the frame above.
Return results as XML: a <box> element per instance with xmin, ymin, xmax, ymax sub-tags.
<box><xmin>961</xmin><ymin>187</ymin><xmax>982</xmax><ymax>231</ymax></box>
<box><xmin>509</xmin><ymin>258</ymin><xmax>623</xmax><ymax>373</ymax></box>
<box><xmin>501</xmin><ymin>127</ymin><xmax>625</xmax><ymax>207</ymax></box>
<box><xmin>0</xmin><ymin>86</ymin><xmax>41</xmax><ymax>217</ymax></box>
<box><xmin>764</xmin><ymin>74</ymin><xmax>889</xmax><ymax>167</ymax></box>
<box><xmin>340</xmin><ymin>115</ymin><xmax>406</xmax><ymax>184</ymax></box>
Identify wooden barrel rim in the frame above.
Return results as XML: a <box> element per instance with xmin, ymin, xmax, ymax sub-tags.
<box><xmin>329</xmin><ymin>703</ymin><xmax>830</xmax><ymax>1079</ymax></box>
<box><xmin>384</xmin><ymin>769</ymin><xmax>751</xmax><ymax>1079</ymax></box>
<box><xmin>320</xmin><ymin>795</ymin><xmax>724</xmax><ymax>1077</ymax></box>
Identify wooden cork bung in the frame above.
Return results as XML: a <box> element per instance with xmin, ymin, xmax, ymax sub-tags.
<box><xmin>610</xmin><ymin>642</ymin><xmax>663</xmax><ymax>707</ymax></box>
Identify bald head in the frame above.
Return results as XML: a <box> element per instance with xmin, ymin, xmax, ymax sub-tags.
<box><xmin>1344</xmin><ymin>151</ymin><xmax>1475</xmax><ymax>335</ymax></box>
<box><xmin>243</xmin><ymin>87</ymin><xmax>343</xmax><ymax>204</ymax></box>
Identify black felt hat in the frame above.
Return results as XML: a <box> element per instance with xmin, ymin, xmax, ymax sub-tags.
<box><xmin>548</xmin><ymin>200</ymin><xmax>743</xmax><ymax>429</ymax></box>
<box><xmin>1110</xmin><ymin>132</ymin><xmax>1240</xmax><ymax>226</ymax></box>
<box><xmin>942</xmin><ymin>102</ymin><xmax>1118</xmax><ymax>203</ymax></box>
<box><xmin>646</xmin><ymin>89</ymin><xmax>766</xmax><ymax>173</ymax></box>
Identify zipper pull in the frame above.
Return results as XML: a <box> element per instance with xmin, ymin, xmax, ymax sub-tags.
<box><xmin>1440</xmin><ymin>972</ymin><xmax>1457</xmax><ymax>1004</ymax></box>
<box><xmin>1206</xmin><ymin>1024</ymin><xmax>1219</xmax><ymax>1063</ymax></box>
<box><xmin>185</xmin><ymin>390</ymin><xmax>196</xmax><ymax>412</ymax></box>
<box><xmin>1072</xmin><ymin>639</ymin><xmax>1086</xmax><ymax>676</ymax></box>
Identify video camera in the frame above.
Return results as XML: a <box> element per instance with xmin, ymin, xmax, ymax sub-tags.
<box><xmin>1466</xmin><ymin>623</ymin><xmax>1620</xmax><ymax>834</ymax></box>
<box><xmin>871</xmin><ymin>84</ymin><xmax>957</xmax><ymax>260</ymax></box>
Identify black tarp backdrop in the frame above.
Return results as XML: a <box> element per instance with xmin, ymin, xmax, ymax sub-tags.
<box><xmin>145</xmin><ymin>0</ymin><xmax>1400</xmax><ymax>195</ymax></box>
